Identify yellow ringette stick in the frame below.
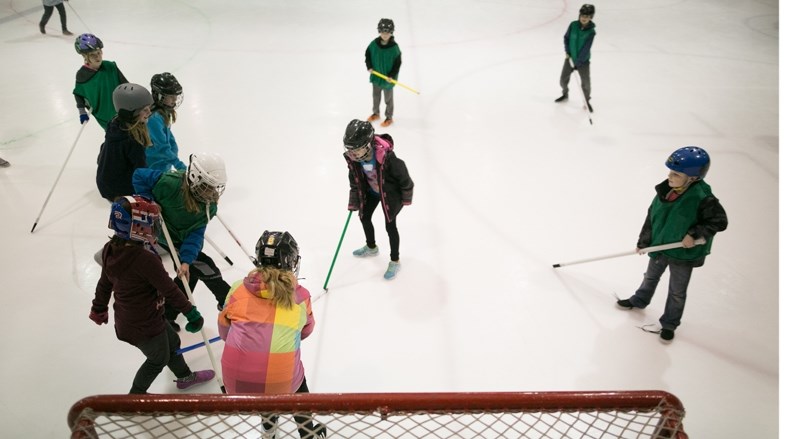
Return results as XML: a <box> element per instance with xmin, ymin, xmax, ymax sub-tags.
<box><xmin>370</xmin><ymin>70</ymin><xmax>420</xmax><ymax>95</ymax></box>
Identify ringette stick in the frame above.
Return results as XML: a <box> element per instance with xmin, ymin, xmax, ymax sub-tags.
<box><xmin>552</xmin><ymin>238</ymin><xmax>707</xmax><ymax>268</ymax></box>
<box><xmin>66</xmin><ymin>2</ymin><xmax>93</xmax><ymax>33</ymax></box>
<box><xmin>322</xmin><ymin>211</ymin><xmax>353</xmax><ymax>293</ymax></box>
<box><xmin>215</xmin><ymin>214</ymin><xmax>257</xmax><ymax>265</ymax></box>
<box><xmin>568</xmin><ymin>59</ymin><xmax>593</xmax><ymax>125</ymax></box>
<box><xmin>370</xmin><ymin>70</ymin><xmax>420</xmax><ymax>95</ymax></box>
<box><xmin>176</xmin><ymin>336</ymin><xmax>222</xmax><ymax>355</ymax></box>
<box><xmin>160</xmin><ymin>217</ymin><xmax>226</xmax><ymax>393</ymax></box>
<box><xmin>204</xmin><ymin>236</ymin><xmax>233</xmax><ymax>266</ymax></box>
<box><xmin>30</xmin><ymin>122</ymin><xmax>88</xmax><ymax>233</ymax></box>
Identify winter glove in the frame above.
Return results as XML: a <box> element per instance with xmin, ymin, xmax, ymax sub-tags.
<box><xmin>89</xmin><ymin>306</ymin><xmax>108</xmax><ymax>325</ymax></box>
<box><xmin>79</xmin><ymin>113</ymin><xmax>90</xmax><ymax>124</ymax></box>
<box><xmin>183</xmin><ymin>306</ymin><xmax>204</xmax><ymax>333</ymax></box>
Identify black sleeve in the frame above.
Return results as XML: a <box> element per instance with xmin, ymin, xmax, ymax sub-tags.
<box><xmin>688</xmin><ymin>196</ymin><xmax>728</xmax><ymax>239</ymax></box>
<box><xmin>117</xmin><ymin>67</ymin><xmax>128</xmax><ymax>84</ymax></box>
<box><xmin>637</xmin><ymin>207</ymin><xmax>653</xmax><ymax>249</ymax></box>
<box><xmin>388</xmin><ymin>53</ymin><xmax>402</xmax><ymax>79</ymax></box>
<box><xmin>365</xmin><ymin>46</ymin><xmax>373</xmax><ymax>70</ymax></box>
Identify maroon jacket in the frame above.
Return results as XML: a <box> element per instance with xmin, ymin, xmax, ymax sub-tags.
<box><xmin>93</xmin><ymin>241</ymin><xmax>193</xmax><ymax>345</ymax></box>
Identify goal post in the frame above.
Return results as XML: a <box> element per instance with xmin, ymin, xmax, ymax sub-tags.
<box><xmin>69</xmin><ymin>390</ymin><xmax>687</xmax><ymax>438</ymax></box>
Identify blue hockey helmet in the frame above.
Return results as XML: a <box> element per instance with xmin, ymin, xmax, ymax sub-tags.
<box><xmin>665</xmin><ymin>146</ymin><xmax>710</xmax><ymax>179</ymax></box>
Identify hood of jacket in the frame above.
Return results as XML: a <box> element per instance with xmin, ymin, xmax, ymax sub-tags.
<box><xmin>242</xmin><ymin>270</ymin><xmax>276</xmax><ymax>300</ymax></box>
<box><xmin>372</xmin><ymin>134</ymin><xmax>394</xmax><ymax>163</ymax></box>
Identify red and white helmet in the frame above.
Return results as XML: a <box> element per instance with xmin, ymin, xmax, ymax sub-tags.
<box><xmin>186</xmin><ymin>153</ymin><xmax>227</xmax><ymax>203</ymax></box>
<box><xmin>109</xmin><ymin>195</ymin><xmax>161</xmax><ymax>243</ymax></box>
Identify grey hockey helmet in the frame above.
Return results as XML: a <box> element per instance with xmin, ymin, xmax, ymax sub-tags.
<box><xmin>112</xmin><ymin>83</ymin><xmax>154</xmax><ymax>122</ymax></box>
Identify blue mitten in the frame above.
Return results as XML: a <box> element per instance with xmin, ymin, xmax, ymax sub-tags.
<box><xmin>79</xmin><ymin>113</ymin><xmax>90</xmax><ymax>124</ymax></box>
<box><xmin>183</xmin><ymin>306</ymin><xmax>204</xmax><ymax>333</ymax></box>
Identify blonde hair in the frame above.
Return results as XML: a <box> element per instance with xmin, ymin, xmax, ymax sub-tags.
<box><xmin>155</xmin><ymin>107</ymin><xmax>177</xmax><ymax>126</ymax></box>
<box><xmin>256</xmin><ymin>266</ymin><xmax>297</xmax><ymax>309</ymax></box>
<box><xmin>180</xmin><ymin>177</ymin><xmax>201</xmax><ymax>213</ymax></box>
<box><xmin>122</xmin><ymin>118</ymin><xmax>152</xmax><ymax>147</ymax></box>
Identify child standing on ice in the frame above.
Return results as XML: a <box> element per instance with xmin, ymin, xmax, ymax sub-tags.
<box><xmin>146</xmin><ymin>72</ymin><xmax>187</xmax><ymax>172</ymax></box>
<box><xmin>96</xmin><ymin>83</ymin><xmax>153</xmax><ymax>202</ymax></box>
<box><xmin>73</xmin><ymin>33</ymin><xmax>128</xmax><ymax>130</ymax></box>
<box><xmin>365</xmin><ymin>18</ymin><xmax>402</xmax><ymax>127</ymax></box>
<box><xmin>133</xmin><ymin>153</ymin><xmax>231</xmax><ymax>329</ymax></box>
<box><xmin>554</xmin><ymin>4</ymin><xmax>596</xmax><ymax>112</ymax></box>
<box><xmin>343</xmin><ymin>119</ymin><xmax>414</xmax><ymax>280</ymax></box>
<box><xmin>616</xmin><ymin>146</ymin><xmax>728</xmax><ymax>343</ymax></box>
<box><xmin>218</xmin><ymin>230</ymin><xmax>326</xmax><ymax>439</ymax></box>
<box><xmin>90</xmin><ymin>195</ymin><xmax>214</xmax><ymax>393</ymax></box>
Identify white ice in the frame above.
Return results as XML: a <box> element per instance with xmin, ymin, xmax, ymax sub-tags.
<box><xmin>0</xmin><ymin>0</ymin><xmax>786</xmax><ymax>438</ymax></box>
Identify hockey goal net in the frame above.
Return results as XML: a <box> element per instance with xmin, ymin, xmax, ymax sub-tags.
<box><xmin>68</xmin><ymin>390</ymin><xmax>687</xmax><ymax>438</ymax></box>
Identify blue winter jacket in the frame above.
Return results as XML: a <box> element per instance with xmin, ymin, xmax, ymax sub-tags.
<box><xmin>146</xmin><ymin>112</ymin><xmax>186</xmax><ymax>172</ymax></box>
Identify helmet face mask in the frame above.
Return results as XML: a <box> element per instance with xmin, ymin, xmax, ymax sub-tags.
<box><xmin>256</xmin><ymin>231</ymin><xmax>301</xmax><ymax>276</ymax></box>
<box><xmin>345</xmin><ymin>143</ymin><xmax>372</xmax><ymax>162</ymax></box>
<box><xmin>109</xmin><ymin>195</ymin><xmax>161</xmax><ymax>244</ymax></box>
<box><xmin>343</xmin><ymin>119</ymin><xmax>375</xmax><ymax>161</ymax></box>
<box><xmin>187</xmin><ymin>153</ymin><xmax>227</xmax><ymax>203</ymax></box>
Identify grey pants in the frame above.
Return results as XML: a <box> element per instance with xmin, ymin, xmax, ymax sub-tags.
<box><xmin>130</xmin><ymin>323</ymin><xmax>191</xmax><ymax>394</ymax></box>
<box><xmin>559</xmin><ymin>58</ymin><xmax>591</xmax><ymax>101</ymax></box>
<box><xmin>372</xmin><ymin>84</ymin><xmax>394</xmax><ymax>119</ymax></box>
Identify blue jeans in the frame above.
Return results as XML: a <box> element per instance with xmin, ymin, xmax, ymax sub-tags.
<box><xmin>629</xmin><ymin>254</ymin><xmax>694</xmax><ymax>331</ymax></box>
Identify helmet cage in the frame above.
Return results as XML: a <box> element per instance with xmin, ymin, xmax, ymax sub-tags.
<box><xmin>256</xmin><ymin>231</ymin><xmax>301</xmax><ymax>276</ymax></box>
<box><xmin>187</xmin><ymin>154</ymin><xmax>227</xmax><ymax>203</ymax></box>
<box><xmin>344</xmin><ymin>143</ymin><xmax>372</xmax><ymax>162</ymax></box>
<box><xmin>109</xmin><ymin>195</ymin><xmax>161</xmax><ymax>243</ymax></box>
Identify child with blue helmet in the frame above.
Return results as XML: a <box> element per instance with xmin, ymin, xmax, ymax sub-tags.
<box><xmin>616</xmin><ymin>146</ymin><xmax>728</xmax><ymax>343</ymax></box>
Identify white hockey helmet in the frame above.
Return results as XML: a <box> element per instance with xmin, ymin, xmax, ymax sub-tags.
<box><xmin>186</xmin><ymin>153</ymin><xmax>227</xmax><ymax>203</ymax></box>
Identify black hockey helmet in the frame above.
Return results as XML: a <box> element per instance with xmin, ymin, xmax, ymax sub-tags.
<box><xmin>343</xmin><ymin>119</ymin><xmax>375</xmax><ymax>161</ymax></box>
<box><xmin>579</xmin><ymin>4</ymin><xmax>595</xmax><ymax>17</ymax></box>
<box><xmin>378</xmin><ymin>18</ymin><xmax>395</xmax><ymax>34</ymax></box>
<box><xmin>151</xmin><ymin>72</ymin><xmax>183</xmax><ymax>108</ymax></box>
<box><xmin>343</xmin><ymin>119</ymin><xmax>374</xmax><ymax>149</ymax></box>
<box><xmin>256</xmin><ymin>230</ymin><xmax>301</xmax><ymax>274</ymax></box>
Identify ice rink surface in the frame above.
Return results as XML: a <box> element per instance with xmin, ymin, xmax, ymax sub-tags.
<box><xmin>0</xmin><ymin>0</ymin><xmax>786</xmax><ymax>437</ymax></box>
